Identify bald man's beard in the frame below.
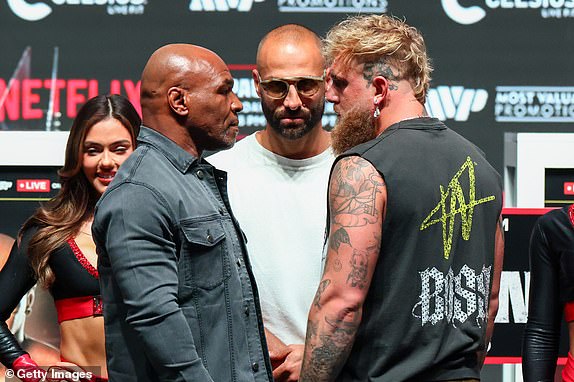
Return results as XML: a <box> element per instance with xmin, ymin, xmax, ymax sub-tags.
<box><xmin>331</xmin><ymin>107</ymin><xmax>378</xmax><ymax>155</ymax></box>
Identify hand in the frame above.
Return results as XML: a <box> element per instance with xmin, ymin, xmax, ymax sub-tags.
<box><xmin>11</xmin><ymin>354</ymin><xmax>46</xmax><ymax>382</ymax></box>
<box><xmin>272</xmin><ymin>344</ymin><xmax>304</xmax><ymax>382</ymax></box>
<box><xmin>265</xmin><ymin>329</ymin><xmax>288</xmax><ymax>369</ymax></box>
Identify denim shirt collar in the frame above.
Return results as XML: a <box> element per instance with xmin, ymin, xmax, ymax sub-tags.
<box><xmin>137</xmin><ymin>126</ymin><xmax>200</xmax><ymax>173</ymax></box>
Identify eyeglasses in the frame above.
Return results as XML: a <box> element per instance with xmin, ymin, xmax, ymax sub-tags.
<box><xmin>257</xmin><ymin>70</ymin><xmax>326</xmax><ymax>100</ymax></box>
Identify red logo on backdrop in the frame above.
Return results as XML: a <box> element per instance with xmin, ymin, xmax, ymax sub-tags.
<box><xmin>564</xmin><ymin>182</ymin><xmax>574</xmax><ymax>195</ymax></box>
<box><xmin>17</xmin><ymin>179</ymin><xmax>50</xmax><ymax>192</ymax></box>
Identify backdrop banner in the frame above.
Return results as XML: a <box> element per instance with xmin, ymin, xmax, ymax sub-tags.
<box><xmin>1</xmin><ymin>1</ymin><xmax>573</xmax><ymax>172</ymax></box>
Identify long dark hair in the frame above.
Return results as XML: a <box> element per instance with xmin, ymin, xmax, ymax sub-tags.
<box><xmin>20</xmin><ymin>94</ymin><xmax>141</xmax><ymax>287</ymax></box>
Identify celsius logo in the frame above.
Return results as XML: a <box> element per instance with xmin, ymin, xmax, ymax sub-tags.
<box><xmin>426</xmin><ymin>86</ymin><xmax>488</xmax><ymax>121</ymax></box>
<box><xmin>188</xmin><ymin>0</ymin><xmax>264</xmax><ymax>11</ymax></box>
<box><xmin>7</xmin><ymin>0</ymin><xmax>147</xmax><ymax>22</ymax></box>
<box><xmin>441</xmin><ymin>0</ymin><xmax>486</xmax><ymax>24</ymax></box>
<box><xmin>442</xmin><ymin>0</ymin><xmax>574</xmax><ymax>24</ymax></box>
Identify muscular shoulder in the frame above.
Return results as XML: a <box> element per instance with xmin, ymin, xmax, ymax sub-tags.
<box><xmin>329</xmin><ymin>155</ymin><xmax>386</xmax><ymax>221</ymax></box>
<box><xmin>331</xmin><ymin>155</ymin><xmax>383</xmax><ymax>188</ymax></box>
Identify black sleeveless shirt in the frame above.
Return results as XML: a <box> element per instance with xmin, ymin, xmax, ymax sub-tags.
<box><xmin>0</xmin><ymin>226</ymin><xmax>100</xmax><ymax>367</ymax></box>
<box><xmin>335</xmin><ymin>117</ymin><xmax>502</xmax><ymax>381</ymax></box>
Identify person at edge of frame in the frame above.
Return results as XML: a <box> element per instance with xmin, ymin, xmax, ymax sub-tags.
<box><xmin>0</xmin><ymin>94</ymin><xmax>141</xmax><ymax>382</ymax></box>
<box><xmin>523</xmin><ymin>204</ymin><xmax>574</xmax><ymax>382</ymax></box>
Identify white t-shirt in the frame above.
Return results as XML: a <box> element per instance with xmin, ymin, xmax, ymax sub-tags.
<box><xmin>208</xmin><ymin>133</ymin><xmax>335</xmax><ymax>345</ymax></box>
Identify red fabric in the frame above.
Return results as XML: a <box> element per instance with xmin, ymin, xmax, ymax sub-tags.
<box><xmin>565</xmin><ymin>302</ymin><xmax>574</xmax><ymax>323</ymax></box>
<box><xmin>66</xmin><ymin>238</ymin><xmax>99</xmax><ymax>278</ymax></box>
<box><xmin>54</xmin><ymin>295</ymin><xmax>103</xmax><ymax>323</ymax></box>
<box><xmin>12</xmin><ymin>353</ymin><xmax>46</xmax><ymax>382</ymax></box>
<box><xmin>563</xmin><ymin>352</ymin><xmax>574</xmax><ymax>382</ymax></box>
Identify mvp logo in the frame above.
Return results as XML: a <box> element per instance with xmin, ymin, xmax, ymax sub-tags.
<box><xmin>188</xmin><ymin>0</ymin><xmax>264</xmax><ymax>11</ymax></box>
<box><xmin>17</xmin><ymin>179</ymin><xmax>50</xmax><ymax>192</ymax></box>
<box><xmin>420</xmin><ymin>157</ymin><xmax>496</xmax><ymax>260</ymax></box>
<box><xmin>426</xmin><ymin>86</ymin><xmax>488</xmax><ymax>121</ymax></box>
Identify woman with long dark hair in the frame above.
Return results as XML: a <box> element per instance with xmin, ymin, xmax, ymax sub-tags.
<box><xmin>523</xmin><ymin>204</ymin><xmax>574</xmax><ymax>381</ymax></box>
<box><xmin>0</xmin><ymin>94</ymin><xmax>140</xmax><ymax>382</ymax></box>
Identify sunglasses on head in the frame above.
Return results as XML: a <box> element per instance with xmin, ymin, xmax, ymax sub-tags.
<box><xmin>256</xmin><ymin>70</ymin><xmax>326</xmax><ymax>100</ymax></box>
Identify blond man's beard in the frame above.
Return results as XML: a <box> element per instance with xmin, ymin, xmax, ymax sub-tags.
<box><xmin>331</xmin><ymin>107</ymin><xmax>378</xmax><ymax>155</ymax></box>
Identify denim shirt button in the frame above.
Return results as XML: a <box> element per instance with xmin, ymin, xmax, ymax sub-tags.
<box><xmin>244</xmin><ymin>306</ymin><xmax>249</xmax><ymax>316</ymax></box>
<box><xmin>206</xmin><ymin>234</ymin><xmax>214</xmax><ymax>243</ymax></box>
<box><xmin>236</xmin><ymin>258</ymin><xmax>241</xmax><ymax>267</ymax></box>
<box><xmin>196</xmin><ymin>170</ymin><xmax>204</xmax><ymax>179</ymax></box>
<box><xmin>251</xmin><ymin>362</ymin><xmax>259</xmax><ymax>372</ymax></box>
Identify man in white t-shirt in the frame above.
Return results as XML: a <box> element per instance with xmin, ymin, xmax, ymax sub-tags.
<box><xmin>209</xmin><ymin>24</ymin><xmax>333</xmax><ymax>382</ymax></box>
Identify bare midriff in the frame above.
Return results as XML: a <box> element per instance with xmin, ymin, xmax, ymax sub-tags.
<box><xmin>59</xmin><ymin>315</ymin><xmax>107</xmax><ymax>378</ymax></box>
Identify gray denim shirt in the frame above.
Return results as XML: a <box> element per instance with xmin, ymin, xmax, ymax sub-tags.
<box><xmin>93</xmin><ymin>126</ymin><xmax>272</xmax><ymax>382</ymax></box>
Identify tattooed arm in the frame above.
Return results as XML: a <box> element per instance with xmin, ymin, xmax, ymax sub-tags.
<box><xmin>300</xmin><ymin>156</ymin><xmax>385</xmax><ymax>382</ymax></box>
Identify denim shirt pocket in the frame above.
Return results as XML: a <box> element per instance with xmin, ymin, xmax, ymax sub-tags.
<box><xmin>180</xmin><ymin>217</ymin><xmax>232</xmax><ymax>290</ymax></box>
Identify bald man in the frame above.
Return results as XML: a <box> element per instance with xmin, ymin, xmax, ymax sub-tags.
<box><xmin>209</xmin><ymin>24</ymin><xmax>333</xmax><ymax>381</ymax></box>
<box><xmin>93</xmin><ymin>44</ymin><xmax>273</xmax><ymax>382</ymax></box>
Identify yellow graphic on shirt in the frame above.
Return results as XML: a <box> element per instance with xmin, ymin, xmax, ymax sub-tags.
<box><xmin>420</xmin><ymin>156</ymin><xmax>495</xmax><ymax>260</ymax></box>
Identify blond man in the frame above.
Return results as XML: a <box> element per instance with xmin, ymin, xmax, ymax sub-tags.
<box><xmin>300</xmin><ymin>15</ymin><xmax>504</xmax><ymax>382</ymax></box>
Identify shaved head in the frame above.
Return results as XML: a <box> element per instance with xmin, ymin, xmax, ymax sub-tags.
<box><xmin>139</xmin><ymin>43</ymin><xmax>242</xmax><ymax>155</ymax></box>
<box><xmin>256</xmin><ymin>24</ymin><xmax>324</xmax><ymax>74</ymax></box>
<box><xmin>140</xmin><ymin>44</ymin><xmax>227</xmax><ymax>120</ymax></box>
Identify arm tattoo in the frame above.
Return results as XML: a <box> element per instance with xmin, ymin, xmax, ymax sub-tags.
<box><xmin>301</xmin><ymin>157</ymin><xmax>382</xmax><ymax>381</ymax></box>
<box><xmin>331</xmin><ymin>157</ymin><xmax>385</xmax><ymax>229</ymax></box>
<box><xmin>330</xmin><ymin>228</ymin><xmax>351</xmax><ymax>252</ymax></box>
<box><xmin>328</xmin><ymin>228</ymin><xmax>350</xmax><ymax>272</ymax></box>
<box><xmin>329</xmin><ymin>157</ymin><xmax>384</xmax><ymax>285</ymax></box>
<box><xmin>301</xmin><ymin>310</ymin><xmax>361</xmax><ymax>381</ymax></box>
<box><xmin>363</xmin><ymin>60</ymin><xmax>399</xmax><ymax>90</ymax></box>
<box><xmin>347</xmin><ymin>249</ymin><xmax>368</xmax><ymax>289</ymax></box>
<box><xmin>305</xmin><ymin>319</ymin><xmax>318</xmax><ymax>344</ymax></box>
<box><xmin>313</xmin><ymin>279</ymin><xmax>332</xmax><ymax>309</ymax></box>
